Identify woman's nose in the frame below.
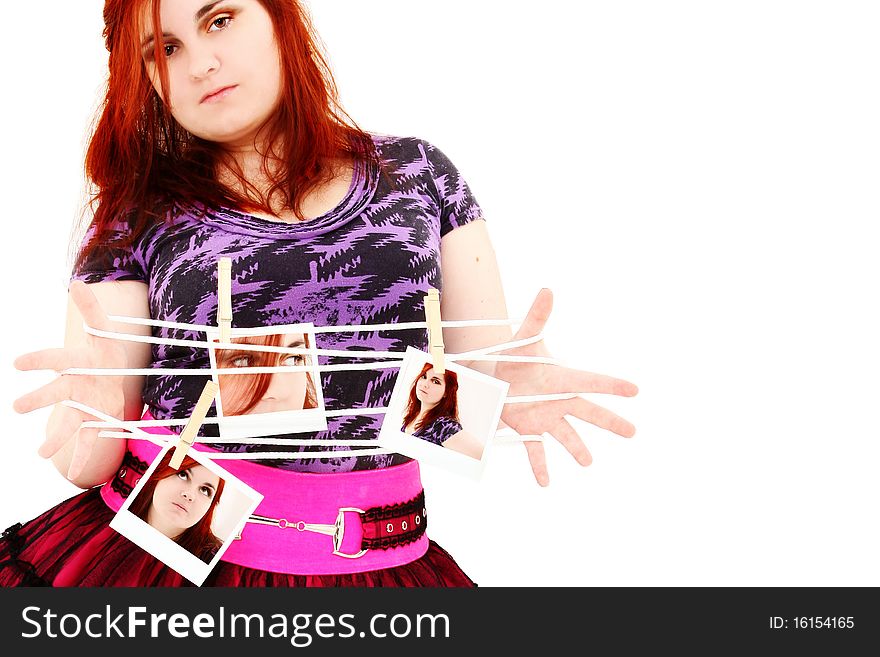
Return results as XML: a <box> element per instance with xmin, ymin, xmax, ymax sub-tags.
<box><xmin>188</xmin><ymin>45</ymin><xmax>220</xmax><ymax>80</ymax></box>
<box><xmin>263</xmin><ymin>373</ymin><xmax>294</xmax><ymax>401</ymax></box>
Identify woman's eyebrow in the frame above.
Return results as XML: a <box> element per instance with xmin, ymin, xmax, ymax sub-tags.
<box><xmin>221</xmin><ymin>349</ymin><xmax>251</xmax><ymax>358</ymax></box>
<box><xmin>194</xmin><ymin>1</ymin><xmax>227</xmax><ymax>22</ymax></box>
<box><xmin>141</xmin><ymin>1</ymin><xmax>228</xmax><ymax>49</ymax></box>
<box><xmin>141</xmin><ymin>32</ymin><xmax>172</xmax><ymax>51</ymax></box>
<box><xmin>285</xmin><ymin>337</ymin><xmax>306</xmax><ymax>348</ymax></box>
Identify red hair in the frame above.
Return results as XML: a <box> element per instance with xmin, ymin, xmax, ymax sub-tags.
<box><xmin>77</xmin><ymin>0</ymin><xmax>378</xmax><ymax>270</ymax></box>
<box><xmin>129</xmin><ymin>450</ymin><xmax>225</xmax><ymax>561</ymax></box>
<box><xmin>216</xmin><ymin>333</ymin><xmax>318</xmax><ymax>415</ymax></box>
<box><xmin>401</xmin><ymin>362</ymin><xmax>460</xmax><ymax>433</ymax></box>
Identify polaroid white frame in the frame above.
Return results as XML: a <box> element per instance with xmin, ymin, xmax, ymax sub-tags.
<box><xmin>206</xmin><ymin>323</ymin><xmax>328</xmax><ymax>440</ymax></box>
<box><xmin>109</xmin><ymin>444</ymin><xmax>263</xmax><ymax>586</ymax></box>
<box><xmin>378</xmin><ymin>347</ymin><xmax>509</xmax><ymax>479</ymax></box>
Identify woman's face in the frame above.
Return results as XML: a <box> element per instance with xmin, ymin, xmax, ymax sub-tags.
<box><xmin>218</xmin><ymin>333</ymin><xmax>310</xmax><ymax>415</ymax></box>
<box><xmin>138</xmin><ymin>0</ymin><xmax>283</xmax><ymax>148</ymax></box>
<box><xmin>415</xmin><ymin>367</ymin><xmax>446</xmax><ymax>408</ymax></box>
<box><xmin>149</xmin><ymin>465</ymin><xmax>220</xmax><ymax>538</ymax></box>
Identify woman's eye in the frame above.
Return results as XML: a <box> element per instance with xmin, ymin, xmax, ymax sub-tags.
<box><xmin>177</xmin><ymin>471</ymin><xmax>188</xmax><ymax>481</ymax></box>
<box><xmin>200</xmin><ymin>486</ymin><xmax>214</xmax><ymax>498</ymax></box>
<box><xmin>143</xmin><ymin>43</ymin><xmax>177</xmax><ymax>61</ymax></box>
<box><xmin>209</xmin><ymin>15</ymin><xmax>233</xmax><ymax>32</ymax></box>
<box><xmin>283</xmin><ymin>355</ymin><xmax>305</xmax><ymax>366</ymax></box>
<box><xmin>231</xmin><ymin>356</ymin><xmax>250</xmax><ymax>367</ymax></box>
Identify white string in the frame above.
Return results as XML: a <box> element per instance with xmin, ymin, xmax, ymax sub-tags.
<box><xmin>62</xmin><ymin>400</ymin><xmax>394</xmax><ymax>459</ymax></box>
<box><xmin>107</xmin><ymin>315</ymin><xmax>522</xmax><ymax>335</ymax></box>
<box><xmin>505</xmin><ymin>393</ymin><xmax>587</xmax><ymax>404</ymax></box>
<box><xmin>96</xmin><ymin>432</ymin><xmax>382</xmax><ymax>446</ymax></box>
<box><xmin>66</xmin><ymin>398</ymin><xmax>556</xmax><ymax>455</ymax></box>
<box><xmin>62</xmin><ymin>353</ymin><xmax>559</xmax><ymax>377</ymax></box>
<box><xmin>78</xmin><ymin>392</ymin><xmax>590</xmax><ymax>432</ymax></box>
<box><xmin>90</xmin><ymin>320</ymin><xmax>547</xmax><ymax>360</ymax></box>
<box><xmin>64</xmin><ymin>321</ymin><xmax>559</xmax><ymax>376</ymax></box>
<box><xmin>453</xmin><ymin>332</ymin><xmax>545</xmax><ymax>358</ymax></box>
<box><xmin>55</xmin><ymin>313</ymin><xmax>577</xmax><ymax>458</ymax></box>
<box><xmin>62</xmin><ymin>363</ymin><xmax>405</xmax><ymax>376</ymax></box>
<box><xmin>207</xmin><ymin>450</ymin><xmax>394</xmax><ymax>460</ymax></box>
<box><xmin>87</xmin><ymin>324</ymin><xmax>407</xmax><ymax>360</ymax></box>
<box><xmin>81</xmin><ymin>406</ymin><xmax>390</xmax><ymax>429</ymax></box>
<box><xmin>61</xmin><ymin>400</ymin><xmax>166</xmax><ymax>445</ymax></box>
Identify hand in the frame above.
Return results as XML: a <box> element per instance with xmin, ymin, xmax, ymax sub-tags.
<box><xmin>13</xmin><ymin>281</ymin><xmax>128</xmax><ymax>480</ymax></box>
<box><xmin>495</xmin><ymin>289</ymin><xmax>638</xmax><ymax>486</ymax></box>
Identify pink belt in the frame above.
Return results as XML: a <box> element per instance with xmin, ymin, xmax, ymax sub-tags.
<box><xmin>100</xmin><ymin>414</ymin><xmax>429</xmax><ymax>575</ymax></box>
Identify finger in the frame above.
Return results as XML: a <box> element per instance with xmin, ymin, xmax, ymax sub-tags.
<box><xmin>556</xmin><ymin>367</ymin><xmax>639</xmax><ymax>397</ymax></box>
<box><xmin>14</xmin><ymin>348</ymin><xmax>79</xmax><ymax>373</ymax></box>
<box><xmin>69</xmin><ymin>280</ymin><xmax>111</xmax><ymax>333</ymax></box>
<box><xmin>13</xmin><ymin>376</ymin><xmax>74</xmax><ymax>414</ymax></box>
<box><xmin>549</xmin><ymin>417</ymin><xmax>593</xmax><ymax>466</ymax></box>
<box><xmin>40</xmin><ymin>408</ymin><xmax>84</xmax><ymax>459</ymax></box>
<box><xmin>524</xmin><ymin>439</ymin><xmax>550</xmax><ymax>487</ymax></box>
<box><xmin>68</xmin><ymin>426</ymin><xmax>99</xmax><ymax>481</ymax></box>
<box><xmin>513</xmin><ymin>288</ymin><xmax>553</xmax><ymax>342</ymax></box>
<box><xmin>565</xmin><ymin>396</ymin><xmax>636</xmax><ymax>438</ymax></box>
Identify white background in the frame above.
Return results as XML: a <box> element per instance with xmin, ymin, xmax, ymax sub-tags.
<box><xmin>1</xmin><ymin>1</ymin><xmax>878</xmax><ymax>586</ymax></box>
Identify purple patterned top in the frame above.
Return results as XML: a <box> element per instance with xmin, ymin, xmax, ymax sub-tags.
<box><xmin>72</xmin><ymin>135</ymin><xmax>483</xmax><ymax>472</ymax></box>
<box><xmin>408</xmin><ymin>416</ymin><xmax>464</xmax><ymax>447</ymax></box>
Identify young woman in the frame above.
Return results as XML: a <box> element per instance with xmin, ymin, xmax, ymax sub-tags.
<box><xmin>2</xmin><ymin>0</ymin><xmax>638</xmax><ymax>586</ymax></box>
<box><xmin>401</xmin><ymin>363</ymin><xmax>483</xmax><ymax>459</ymax></box>
<box><xmin>129</xmin><ymin>450</ymin><xmax>225</xmax><ymax>564</ymax></box>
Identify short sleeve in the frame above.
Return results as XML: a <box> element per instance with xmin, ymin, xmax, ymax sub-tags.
<box><xmin>72</xmin><ymin>215</ymin><xmax>147</xmax><ymax>284</ymax></box>
<box><xmin>422</xmin><ymin>140</ymin><xmax>485</xmax><ymax>237</ymax></box>
<box><xmin>420</xmin><ymin>416</ymin><xmax>464</xmax><ymax>446</ymax></box>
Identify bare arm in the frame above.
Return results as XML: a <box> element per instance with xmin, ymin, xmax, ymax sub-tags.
<box><xmin>439</xmin><ymin>220</ymin><xmax>512</xmax><ymax>371</ymax></box>
<box><xmin>439</xmin><ymin>220</ymin><xmax>638</xmax><ymax>486</ymax></box>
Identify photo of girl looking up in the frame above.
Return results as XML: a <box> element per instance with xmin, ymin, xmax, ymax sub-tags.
<box><xmin>128</xmin><ymin>450</ymin><xmax>225</xmax><ymax>563</ymax></box>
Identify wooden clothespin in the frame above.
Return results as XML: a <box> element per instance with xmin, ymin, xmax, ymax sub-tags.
<box><xmin>169</xmin><ymin>380</ymin><xmax>219</xmax><ymax>470</ymax></box>
<box><xmin>218</xmin><ymin>257</ymin><xmax>232</xmax><ymax>344</ymax></box>
<box><xmin>424</xmin><ymin>287</ymin><xmax>445</xmax><ymax>374</ymax></box>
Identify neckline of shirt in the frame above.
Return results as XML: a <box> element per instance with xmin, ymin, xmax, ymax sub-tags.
<box><xmin>199</xmin><ymin>148</ymin><xmax>379</xmax><ymax>240</ymax></box>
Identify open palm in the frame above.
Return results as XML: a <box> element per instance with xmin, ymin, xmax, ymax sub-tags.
<box><xmin>13</xmin><ymin>282</ymin><xmax>129</xmax><ymax>480</ymax></box>
<box><xmin>495</xmin><ymin>289</ymin><xmax>638</xmax><ymax>486</ymax></box>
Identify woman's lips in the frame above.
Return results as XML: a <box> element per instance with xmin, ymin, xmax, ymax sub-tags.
<box><xmin>201</xmin><ymin>85</ymin><xmax>237</xmax><ymax>104</ymax></box>
<box><xmin>172</xmin><ymin>502</ymin><xmax>188</xmax><ymax>514</ymax></box>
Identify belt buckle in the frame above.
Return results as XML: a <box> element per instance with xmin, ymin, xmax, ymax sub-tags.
<box><xmin>293</xmin><ymin>507</ymin><xmax>367</xmax><ymax>559</ymax></box>
<box><xmin>332</xmin><ymin>507</ymin><xmax>367</xmax><ymax>559</ymax></box>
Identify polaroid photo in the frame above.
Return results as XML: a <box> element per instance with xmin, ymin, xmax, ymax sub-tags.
<box><xmin>378</xmin><ymin>347</ymin><xmax>509</xmax><ymax>479</ymax></box>
<box><xmin>206</xmin><ymin>323</ymin><xmax>328</xmax><ymax>440</ymax></box>
<box><xmin>110</xmin><ymin>444</ymin><xmax>263</xmax><ymax>586</ymax></box>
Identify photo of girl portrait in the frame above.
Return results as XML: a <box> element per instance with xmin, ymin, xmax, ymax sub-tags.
<box><xmin>128</xmin><ymin>450</ymin><xmax>224</xmax><ymax>563</ymax></box>
<box><xmin>401</xmin><ymin>363</ymin><xmax>483</xmax><ymax>459</ymax></box>
<box><xmin>208</xmin><ymin>326</ymin><xmax>327</xmax><ymax>439</ymax></box>
<box><xmin>380</xmin><ymin>347</ymin><xmax>509</xmax><ymax>479</ymax></box>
